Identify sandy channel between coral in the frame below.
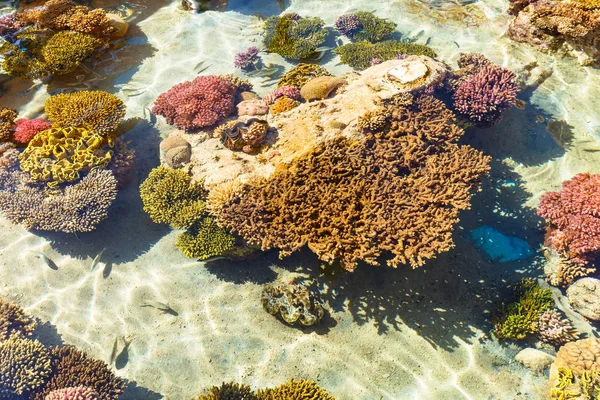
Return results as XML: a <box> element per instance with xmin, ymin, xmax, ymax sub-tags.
<box><xmin>1</xmin><ymin>0</ymin><xmax>600</xmax><ymax>398</ymax></box>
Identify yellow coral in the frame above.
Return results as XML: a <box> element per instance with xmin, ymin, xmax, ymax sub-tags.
<box><xmin>257</xmin><ymin>378</ymin><xmax>335</xmax><ymax>400</ymax></box>
<box><xmin>270</xmin><ymin>96</ymin><xmax>299</xmax><ymax>115</ymax></box>
<box><xmin>44</xmin><ymin>91</ymin><xmax>126</xmax><ymax>135</ymax></box>
<box><xmin>19</xmin><ymin>126</ymin><xmax>113</xmax><ymax>188</ymax></box>
<box><xmin>41</xmin><ymin>31</ymin><xmax>103</xmax><ymax>75</ymax></box>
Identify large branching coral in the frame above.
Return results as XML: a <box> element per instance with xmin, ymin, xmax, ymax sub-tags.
<box><xmin>263</xmin><ymin>14</ymin><xmax>328</xmax><ymax>60</ymax></box>
<box><xmin>217</xmin><ymin>95</ymin><xmax>490</xmax><ymax>271</ymax></box>
<box><xmin>175</xmin><ymin>217</ymin><xmax>235</xmax><ymax>260</ymax></box>
<box><xmin>335</xmin><ymin>11</ymin><xmax>396</xmax><ymax>42</ymax></box>
<box><xmin>0</xmin><ymin>336</ymin><xmax>52</xmax><ymax>395</ymax></box>
<box><xmin>334</xmin><ymin>40</ymin><xmax>437</xmax><ymax>70</ymax></box>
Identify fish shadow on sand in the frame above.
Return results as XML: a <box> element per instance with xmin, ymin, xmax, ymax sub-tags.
<box><xmin>36</xmin><ymin>121</ymin><xmax>169</xmax><ymax>264</ymax></box>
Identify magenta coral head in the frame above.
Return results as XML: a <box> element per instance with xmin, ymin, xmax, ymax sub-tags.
<box><xmin>152</xmin><ymin>75</ymin><xmax>236</xmax><ymax>131</ymax></box>
<box><xmin>13</xmin><ymin>118</ymin><xmax>51</xmax><ymax>145</ymax></box>
<box><xmin>273</xmin><ymin>85</ymin><xmax>301</xmax><ymax>101</ymax></box>
<box><xmin>453</xmin><ymin>64</ymin><xmax>519</xmax><ymax>124</ymax></box>
<box><xmin>45</xmin><ymin>386</ymin><xmax>99</xmax><ymax>400</ymax></box>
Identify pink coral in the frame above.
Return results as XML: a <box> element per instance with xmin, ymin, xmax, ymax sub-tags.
<box><xmin>538</xmin><ymin>173</ymin><xmax>600</xmax><ymax>266</ymax></box>
<box><xmin>152</xmin><ymin>76</ymin><xmax>236</xmax><ymax>131</ymax></box>
<box><xmin>273</xmin><ymin>85</ymin><xmax>301</xmax><ymax>101</ymax></box>
<box><xmin>453</xmin><ymin>63</ymin><xmax>519</xmax><ymax>125</ymax></box>
<box><xmin>13</xmin><ymin>119</ymin><xmax>52</xmax><ymax>145</ymax></box>
<box><xmin>45</xmin><ymin>386</ymin><xmax>99</xmax><ymax>400</ymax></box>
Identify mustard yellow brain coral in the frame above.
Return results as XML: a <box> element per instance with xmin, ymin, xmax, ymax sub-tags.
<box><xmin>19</xmin><ymin>126</ymin><xmax>113</xmax><ymax>188</ymax></box>
<box><xmin>257</xmin><ymin>378</ymin><xmax>335</xmax><ymax>400</ymax></box>
<box><xmin>44</xmin><ymin>91</ymin><xmax>126</xmax><ymax>135</ymax></box>
<box><xmin>41</xmin><ymin>31</ymin><xmax>103</xmax><ymax>75</ymax></box>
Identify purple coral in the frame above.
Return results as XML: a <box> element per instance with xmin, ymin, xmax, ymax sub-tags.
<box><xmin>234</xmin><ymin>46</ymin><xmax>260</xmax><ymax>70</ymax></box>
<box><xmin>152</xmin><ymin>75</ymin><xmax>236</xmax><ymax>131</ymax></box>
<box><xmin>370</xmin><ymin>58</ymin><xmax>383</xmax><ymax>66</ymax></box>
<box><xmin>334</xmin><ymin>14</ymin><xmax>362</xmax><ymax>37</ymax></box>
<box><xmin>273</xmin><ymin>85</ymin><xmax>301</xmax><ymax>101</ymax></box>
<box><xmin>45</xmin><ymin>386</ymin><xmax>99</xmax><ymax>400</ymax></box>
<box><xmin>536</xmin><ymin>309</ymin><xmax>579</xmax><ymax>346</ymax></box>
<box><xmin>453</xmin><ymin>64</ymin><xmax>519</xmax><ymax>125</ymax></box>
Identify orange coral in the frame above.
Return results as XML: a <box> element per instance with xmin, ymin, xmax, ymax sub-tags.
<box><xmin>217</xmin><ymin>95</ymin><xmax>490</xmax><ymax>270</ymax></box>
<box><xmin>270</xmin><ymin>96</ymin><xmax>299</xmax><ymax>115</ymax></box>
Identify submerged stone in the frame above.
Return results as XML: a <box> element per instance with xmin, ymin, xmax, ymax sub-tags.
<box><xmin>467</xmin><ymin>225</ymin><xmax>534</xmax><ymax>262</ymax></box>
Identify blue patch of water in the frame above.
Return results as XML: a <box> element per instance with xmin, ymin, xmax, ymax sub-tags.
<box><xmin>467</xmin><ymin>225</ymin><xmax>534</xmax><ymax>262</ymax></box>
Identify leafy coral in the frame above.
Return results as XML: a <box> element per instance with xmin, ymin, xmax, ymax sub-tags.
<box><xmin>257</xmin><ymin>379</ymin><xmax>335</xmax><ymax>400</ymax></box>
<box><xmin>277</xmin><ymin>63</ymin><xmax>331</xmax><ymax>88</ymax></box>
<box><xmin>334</xmin><ymin>40</ymin><xmax>436</xmax><ymax>70</ymax></box>
<box><xmin>193</xmin><ymin>382</ymin><xmax>258</xmax><ymax>400</ymax></box>
<box><xmin>263</xmin><ymin>14</ymin><xmax>328</xmax><ymax>60</ymax></box>
<box><xmin>175</xmin><ymin>217</ymin><xmax>235</xmax><ymax>260</ymax></box>
<box><xmin>0</xmin><ymin>336</ymin><xmax>52</xmax><ymax>395</ymax></box>
<box><xmin>492</xmin><ymin>278</ymin><xmax>553</xmax><ymax>340</ymax></box>
<box><xmin>44</xmin><ymin>91</ymin><xmax>126</xmax><ymax>136</ymax></box>
<box><xmin>550</xmin><ymin>367</ymin><xmax>600</xmax><ymax>399</ymax></box>
<box><xmin>139</xmin><ymin>166</ymin><xmax>207</xmax><ymax>230</ymax></box>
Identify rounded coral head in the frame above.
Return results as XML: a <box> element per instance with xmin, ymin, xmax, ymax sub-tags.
<box><xmin>45</xmin><ymin>386</ymin><xmax>99</xmax><ymax>400</ymax></box>
<box><xmin>13</xmin><ymin>118</ymin><xmax>52</xmax><ymax>145</ymax></box>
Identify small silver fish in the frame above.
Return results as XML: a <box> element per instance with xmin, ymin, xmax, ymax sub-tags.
<box><xmin>194</xmin><ymin>61</ymin><xmax>212</xmax><ymax>74</ymax></box>
<box><xmin>30</xmin><ymin>251</ymin><xmax>58</xmax><ymax>270</ymax></box>
<box><xmin>425</xmin><ymin>37</ymin><xmax>432</xmax><ymax>46</ymax></box>
<box><xmin>314</xmin><ymin>46</ymin><xmax>333</xmax><ymax>52</ymax></box>
<box><xmin>203</xmin><ymin>256</ymin><xmax>228</xmax><ymax>263</ymax></box>
<box><xmin>90</xmin><ymin>248</ymin><xmax>106</xmax><ymax>272</ymax></box>
<box><xmin>453</xmin><ymin>41</ymin><xmax>460</xmax><ymax>48</ymax></box>
<box><xmin>141</xmin><ymin>300</ymin><xmax>177</xmax><ymax>314</ymax></box>
<box><xmin>109</xmin><ymin>336</ymin><xmax>119</xmax><ymax>365</ymax></box>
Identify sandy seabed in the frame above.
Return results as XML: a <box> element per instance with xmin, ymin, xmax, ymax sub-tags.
<box><xmin>1</xmin><ymin>0</ymin><xmax>600</xmax><ymax>398</ymax></box>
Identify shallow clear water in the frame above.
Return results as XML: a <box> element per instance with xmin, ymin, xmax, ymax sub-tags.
<box><xmin>1</xmin><ymin>0</ymin><xmax>599</xmax><ymax>399</ymax></box>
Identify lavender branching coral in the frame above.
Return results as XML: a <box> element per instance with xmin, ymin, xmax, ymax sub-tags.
<box><xmin>234</xmin><ymin>46</ymin><xmax>260</xmax><ymax>70</ymax></box>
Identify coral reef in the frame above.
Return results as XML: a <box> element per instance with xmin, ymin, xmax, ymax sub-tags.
<box><xmin>262</xmin><ymin>280</ymin><xmax>325</xmax><ymax>326</ymax></box>
<box><xmin>536</xmin><ymin>309</ymin><xmax>580</xmax><ymax>347</ymax></box>
<box><xmin>335</xmin><ymin>11</ymin><xmax>396</xmax><ymax>43</ymax></box>
<box><xmin>549</xmin><ymin>338</ymin><xmax>600</xmax><ymax>398</ymax></box>
<box><xmin>492</xmin><ymin>278</ymin><xmax>554</xmax><ymax>340</ymax></box>
<box><xmin>13</xmin><ymin>118</ymin><xmax>52</xmax><ymax>145</ymax></box>
<box><xmin>217</xmin><ymin>95</ymin><xmax>490</xmax><ymax>270</ymax></box>
<box><xmin>152</xmin><ymin>76</ymin><xmax>236</xmax><ymax>131</ymax></box>
<box><xmin>19</xmin><ymin>126</ymin><xmax>113</xmax><ymax>188</ymax></box>
<box><xmin>29</xmin><ymin>346</ymin><xmax>125</xmax><ymax>400</ymax></box>
<box><xmin>538</xmin><ymin>173</ymin><xmax>600</xmax><ymax>269</ymax></box>
<box><xmin>45</xmin><ymin>386</ymin><xmax>99</xmax><ymax>400</ymax></box>
<box><xmin>366</xmin><ymin>56</ymin><xmax>447</xmax><ymax>94</ymax></box>
<box><xmin>507</xmin><ymin>0</ymin><xmax>600</xmax><ymax>63</ymax></box>
<box><xmin>41</xmin><ymin>31</ymin><xmax>103</xmax><ymax>76</ymax></box>
<box><xmin>357</xmin><ymin>108</ymin><xmax>389</xmax><ymax>132</ymax></box>
<box><xmin>0</xmin><ymin>336</ymin><xmax>52</xmax><ymax>395</ymax></box>
<box><xmin>0</xmin><ymin>299</ymin><xmax>37</xmax><ymax>341</ymax></box>
<box><xmin>257</xmin><ymin>379</ymin><xmax>335</xmax><ymax>400</ymax></box>
<box><xmin>270</xmin><ymin>96</ymin><xmax>299</xmax><ymax>114</ymax></box>
<box><xmin>0</xmin><ymin>169</ymin><xmax>118</xmax><ymax>233</ymax></box>
<box><xmin>139</xmin><ymin>166</ymin><xmax>206</xmax><ymax>230</ymax></box>
<box><xmin>272</xmin><ymin>86</ymin><xmax>301</xmax><ymax>101</ymax></box>
<box><xmin>234</xmin><ymin>46</ymin><xmax>260</xmax><ymax>70</ymax></box>
<box><xmin>550</xmin><ymin>367</ymin><xmax>600</xmax><ymax>400</ymax></box>
<box><xmin>277</xmin><ymin>63</ymin><xmax>331</xmax><ymax>88</ymax></box>
<box><xmin>0</xmin><ymin>108</ymin><xmax>17</xmax><ymax>143</ymax></box>
<box><xmin>300</xmin><ymin>76</ymin><xmax>347</xmax><ymax>101</ymax></box>
<box><xmin>175</xmin><ymin>217</ymin><xmax>235</xmax><ymax>260</ymax></box>
<box><xmin>262</xmin><ymin>14</ymin><xmax>328</xmax><ymax>60</ymax></box>
<box><xmin>567</xmin><ymin>277</ymin><xmax>600</xmax><ymax>321</ymax></box>
<box><xmin>544</xmin><ymin>249</ymin><xmax>596</xmax><ymax>288</ymax></box>
<box><xmin>44</xmin><ymin>91</ymin><xmax>126</xmax><ymax>136</ymax></box>
<box><xmin>334</xmin><ymin>40</ymin><xmax>437</xmax><ymax>70</ymax></box>
<box><xmin>193</xmin><ymin>382</ymin><xmax>258</xmax><ymax>400</ymax></box>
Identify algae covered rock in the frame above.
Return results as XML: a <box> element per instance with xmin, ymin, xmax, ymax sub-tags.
<box><xmin>515</xmin><ymin>348</ymin><xmax>554</xmax><ymax>372</ymax></box>
<box><xmin>300</xmin><ymin>76</ymin><xmax>347</xmax><ymax>101</ymax></box>
<box><xmin>160</xmin><ymin>136</ymin><xmax>191</xmax><ymax>168</ymax></box>
<box><xmin>567</xmin><ymin>278</ymin><xmax>600</xmax><ymax>321</ymax></box>
<box><xmin>261</xmin><ymin>280</ymin><xmax>324</xmax><ymax>327</ymax></box>
<box><xmin>237</xmin><ymin>99</ymin><xmax>269</xmax><ymax>116</ymax></box>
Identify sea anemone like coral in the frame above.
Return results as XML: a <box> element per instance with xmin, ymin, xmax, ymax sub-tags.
<box><xmin>263</xmin><ymin>14</ymin><xmax>328</xmax><ymax>60</ymax></box>
<box><xmin>261</xmin><ymin>281</ymin><xmax>325</xmax><ymax>326</ymax></box>
<box><xmin>45</xmin><ymin>386</ymin><xmax>99</xmax><ymax>400</ymax></box>
<box><xmin>13</xmin><ymin>118</ymin><xmax>52</xmax><ymax>145</ymax></box>
<box><xmin>152</xmin><ymin>76</ymin><xmax>236</xmax><ymax>131</ymax></box>
<box><xmin>536</xmin><ymin>309</ymin><xmax>580</xmax><ymax>346</ymax></box>
<box><xmin>334</xmin><ymin>40</ymin><xmax>437</xmax><ymax>70</ymax></box>
<box><xmin>0</xmin><ymin>336</ymin><xmax>52</xmax><ymax>395</ymax></box>
<box><xmin>257</xmin><ymin>379</ymin><xmax>335</xmax><ymax>400</ymax></box>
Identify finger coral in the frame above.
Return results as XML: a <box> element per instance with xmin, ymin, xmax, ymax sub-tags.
<box><xmin>19</xmin><ymin>127</ymin><xmax>113</xmax><ymax>188</ymax></box>
<box><xmin>41</xmin><ymin>31</ymin><xmax>103</xmax><ymax>76</ymax></box>
<box><xmin>217</xmin><ymin>95</ymin><xmax>490</xmax><ymax>270</ymax></box>
<box><xmin>536</xmin><ymin>309</ymin><xmax>580</xmax><ymax>347</ymax></box>
<box><xmin>13</xmin><ymin>118</ymin><xmax>52</xmax><ymax>145</ymax></box>
<box><xmin>45</xmin><ymin>386</ymin><xmax>99</xmax><ymax>400</ymax></box>
<box><xmin>257</xmin><ymin>378</ymin><xmax>335</xmax><ymax>400</ymax></box>
<box><xmin>261</xmin><ymin>281</ymin><xmax>325</xmax><ymax>326</ymax></box>
<box><xmin>0</xmin><ymin>169</ymin><xmax>118</xmax><ymax>233</ymax></box>
<box><xmin>0</xmin><ymin>336</ymin><xmax>52</xmax><ymax>395</ymax></box>
<box><xmin>538</xmin><ymin>173</ymin><xmax>600</xmax><ymax>270</ymax></box>
<box><xmin>44</xmin><ymin>91</ymin><xmax>126</xmax><ymax>136</ymax></box>
<box><xmin>334</xmin><ymin>13</ymin><xmax>363</xmax><ymax>37</ymax></box>
<box><xmin>29</xmin><ymin>346</ymin><xmax>125</xmax><ymax>400</ymax></box>
<box><xmin>277</xmin><ymin>63</ymin><xmax>332</xmax><ymax>88</ymax></box>
<box><xmin>270</xmin><ymin>96</ymin><xmax>299</xmax><ymax>115</ymax></box>
<box><xmin>0</xmin><ymin>299</ymin><xmax>37</xmax><ymax>342</ymax></box>
<box><xmin>334</xmin><ymin>40</ymin><xmax>437</xmax><ymax>70</ymax></box>
<box><xmin>175</xmin><ymin>217</ymin><xmax>235</xmax><ymax>260</ymax></box>
<box><xmin>152</xmin><ymin>76</ymin><xmax>236</xmax><ymax>131</ymax></box>
<box><xmin>263</xmin><ymin>14</ymin><xmax>328</xmax><ymax>60</ymax></box>
<box><xmin>0</xmin><ymin>108</ymin><xmax>17</xmax><ymax>143</ymax></box>
<box><xmin>193</xmin><ymin>382</ymin><xmax>258</xmax><ymax>400</ymax></box>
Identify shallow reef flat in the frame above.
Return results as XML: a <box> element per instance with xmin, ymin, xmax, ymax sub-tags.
<box><xmin>0</xmin><ymin>0</ymin><xmax>600</xmax><ymax>399</ymax></box>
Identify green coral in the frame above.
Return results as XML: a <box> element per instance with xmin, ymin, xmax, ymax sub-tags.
<box><xmin>257</xmin><ymin>379</ymin><xmax>335</xmax><ymax>400</ymax></box>
<box><xmin>334</xmin><ymin>40</ymin><xmax>437</xmax><ymax>70</ymax></box>
<box><xmin>550</xmin><ymin>367</ymin><xmax>600</xmax><ymax>399</ymax></box>
<box><xmin>193</xmin><ymin>382</ymin><xmax>258</xmax><ymax>400</ymax></box>
<box><xmin>351</xmin><ymin>11</ymin><xmax>397</xmax><ymax>43</ymax></box>
<box><xmin>175</xmin><ymin>217</ymin><xmax>235</xmax><ymax>260</ymax></box>
<box><xmin>263</xmin><ymin>15</ymin><xmax>328</xmax><ymax>60</ymax></box>
<box><xmin>139</xmin><ymin>166</ymin><xmax>207</xmax><ymax>230</ymax></box>
<box><xmin>492</xmin><ymin>278</ymin><xmax>553</xmax><ymax>340</ymax></box>
<box><xmin>41</xmin><ymin>31</ymin><xmax>103</xmax><ymax>75</ymax></box>
<box><xmin>277</xmin><ymin>63</ymin><xmax>331</xmax><ymax>88</ymax></box>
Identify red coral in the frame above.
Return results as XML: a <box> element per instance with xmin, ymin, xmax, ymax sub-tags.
<box><xmin>538</xmin><ymin>173</ymin><xmax>600</xmax><ymax>265</ymax></box>
<box><xmin>13</xmin><ymin>118</ymin><xmax>52</xmax><ymax>145</ymax></box>
<box><xmin>152</xmin><ymin>76</ymin><xmax>236</xmax><ymax>131</ymax></box>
